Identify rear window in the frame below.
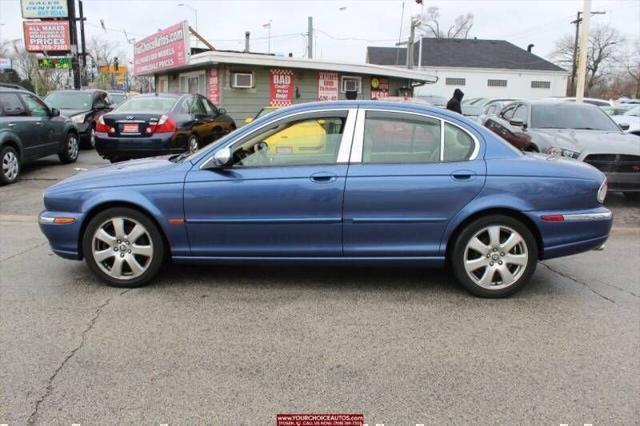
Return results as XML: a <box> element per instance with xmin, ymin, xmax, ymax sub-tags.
<box><xmin>116</xmin><ymin>97</ymin><xmax>177</xmax><ymax>113</ymax></box>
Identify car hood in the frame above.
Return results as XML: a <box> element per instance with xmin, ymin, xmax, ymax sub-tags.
<box><xmin>531</xmin><ymin>129</ymin><xmax>640</xmax><ymax>155</ymax></box>
<box><xmin>58</xmin><ymin>108</ymin><xmax>92</xmax><ymax>117</ymax></box>
<box><xmin>47</xmin><ymin>157</ymin><xmax>192</xmax><ymax>193</ymax></box>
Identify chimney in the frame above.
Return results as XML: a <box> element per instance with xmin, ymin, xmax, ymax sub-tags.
<box><xmin>244</xmin><ymin>31</ymin><xmax>250</xmax><ymax>53</ymax></box>
<box><xmin>527</xmin><ymin>43</ymin><xmax>534</xmax><ymax>53</ymax></box>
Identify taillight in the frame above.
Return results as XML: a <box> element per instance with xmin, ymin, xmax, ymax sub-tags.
<box><xmin>149</xmin><ymin>115</ymin><xmax>176</xmax><ymax>133</ymax></box>
<box><xmin>95</xmin><ymin>116</ymin><xmax>112</xmax><ymax>133</ymax></box>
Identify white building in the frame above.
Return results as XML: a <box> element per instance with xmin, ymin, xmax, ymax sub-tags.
<box><xmin>367</xmin><ymin>38</ymin><xmax>568</xmax><ymax>100</ymax></box>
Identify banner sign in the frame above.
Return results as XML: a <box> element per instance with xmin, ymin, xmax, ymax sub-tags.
<box><xmin>208</xmin><ymin>68</ymin><xmax>220</xmax><ymax>105</ymax></box>
<box><xmin>21</xmin><ymin>0</ymin><xmax>68</xmax><ymax>18</ymax></box>
<box><xmin>370</xmin><ymin>77</ymin><xmax>390</xmax><ymax>99</ymax></box>
<box><xmin>269</xmin><ymin>68</ymin><xmax>294</xmax><ymax>106</ymax></box>
<box><xmin>133</xmin><ymin>21</ymin><xmax>189</xmax><ymax>76</ymax></box>
<box><xmin>0</xmin><ymin>58</ymin><xmax>12</xmax><ymax>70</ymax></box>
<box><xmin>318</xmin><ymin>72</ymin><xmax>339</xmax><ymax>101</ymax></box>
<box><xmin>38</xmin><ymin>57</ymin><xmax>72</xmax><ymax>69</ymax></box>
<box><xmin>23</xmin><ymin>21</ymin><xmax>70</xmax><ymax>52</ymax></box>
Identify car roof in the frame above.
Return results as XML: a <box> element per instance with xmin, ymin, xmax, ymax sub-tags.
<box><xmin>136</xmin><ymin>92</ymin><xmax>185</xmax><ymax>99</ymax></box>
<box><xmin>48</xmin><ymin>89</ymin><xmax>106</xmax><ymax>95</ymax></box>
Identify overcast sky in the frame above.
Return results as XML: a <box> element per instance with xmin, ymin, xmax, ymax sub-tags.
<box><xmin>1</xmin><ymin>0</ymin><xmax>639</xmax><ymax>66</ymax></box>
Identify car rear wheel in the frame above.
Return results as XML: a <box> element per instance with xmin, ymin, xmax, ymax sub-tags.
<box><xmin>187</xmin><ymin>135</ymin><xmax>199</xmax><ymax>154</ymax></box>
<box><xmin>450</xmin><ymin>215</ymin><xmax>538</xmax><ymax>298</ymax></box>
<box><xmin>0</xmin><ymin>146</ymin><xmax>20</xmax><ymax>185</ymax></box>
<box><xmin>58</xmin><ymin>132</ymin><xmax>79</xmax><ymax>164</ymax></box>
<box><xmin>82</xmin><ymin>207</ymin><xmax>165</xmax><ymax>287</ymax></box>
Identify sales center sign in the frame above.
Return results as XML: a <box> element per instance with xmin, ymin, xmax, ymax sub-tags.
<box><xmin>133</xmin><ymin>21</ymin><xmax>189</xmax><ymax>76</ymax></box>
<box><xmin>270</xmin><ymin>68</ymin><xmax>294</xmax><ymax>107</ymax></box>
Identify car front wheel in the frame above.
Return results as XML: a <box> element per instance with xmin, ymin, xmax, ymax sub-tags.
<box><xmin>450</xmin><ymin>215</ymin><xmax>538</xmax><ymax>298</ymax></box>
<box><xmin>58</xmin><ymin>132</ymin><xmax>79</xmax><ymax>164</ymax></box>
<box><xmin>82</xmin><ymin>207</ymin><xmax>165</xmax><ymax>287</ymax></box>
<box><xmin>0</xmin><ymin>145</ymin><xmax>20</xmax><ymax>185</ymax></box>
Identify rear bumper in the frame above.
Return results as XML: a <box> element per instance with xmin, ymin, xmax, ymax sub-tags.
<box><xmin>605</xmin><ymin>172</ymin><xmax>640</xmax><ymax>192</ymax></box>
<box><xmin>95</xmin><ymin>132</ymin><xmax>184</xmax><ymax>159</ymax></box>
<box><xmin>526</xmin><ymin>207</ymin><xmax>613</xmax><ymax>260</ymax></box>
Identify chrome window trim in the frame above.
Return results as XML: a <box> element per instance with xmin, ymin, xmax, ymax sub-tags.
<box><xmin>200</xmin><ymin>107</ymin><xmax>357</xmax><ymax>170</ymax></box>
<box><xmin>349</xmin><ymin>108</ymin><xmax>481</xmax><ymax>164</ymax></box>
<box><xmin>563</xmin><ymin>212</ymin><xmax>612</xmax><ymax>222</ymax></box>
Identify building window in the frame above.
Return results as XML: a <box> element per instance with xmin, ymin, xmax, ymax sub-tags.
<box><xmin>157</xmin><ymin>76</ymin><xmax>168</xmax><ymax>93</ymax></box>
<box><xmin>179</xmin><ymin>71</ymin><xmax>206</xmax><ymax>95</ymax></box>
<box><xmin>341</xmin><ymin>76</ymin><xmax>362</xmax><ymax>93</ymax></box>
<box><xmin>488</xmin><ymin>79</ymin><xmax>508</xmax><ymax>87</ymax></box>
<box><xmin>445</xmin><ymin>78</ymin><xmax>466</xmax><ymax>86</ymax></box>
<box><xmin>531</xmin><ymin>80</ymin><xmax>551</xmax><ymax>89</ymax></box>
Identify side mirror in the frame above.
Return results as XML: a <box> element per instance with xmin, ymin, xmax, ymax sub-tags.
<box><xmin>50</xmin><ymin>107</ymin><xmax>60</xmax><ymax>117</ymax></box>
<box><xmin>244</xmin><ymin>117</ymin><xmax>253</xmax><ymax>124</ymax></box>
<box><xmin>509</xmin><ymin>119</ymin><xmax>524</xmax><ymax>127</ymax></box>
<box><xmin>211</xmin><ymin>147</ymin><xmax>232</xmax><ymax>168</ymax></box>
<box><xmin>619</xmin><ymin>123</ymin><xmax>630</xmax><ymax>131</ymax></box>
<box><xmin>218</xmin><ymin>108</ymin><xmax>226</xmax><ymax>115</ymax></box>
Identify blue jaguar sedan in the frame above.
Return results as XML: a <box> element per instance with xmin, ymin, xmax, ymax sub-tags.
<box><xmin>39</xmin><ymin>101</ymin><xmax>612</xmax><ymax>297</ymax></box>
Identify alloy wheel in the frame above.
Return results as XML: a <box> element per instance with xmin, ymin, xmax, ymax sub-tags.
<box><xmin>68</xmin><ymin>134</ymin><xmax>79</xmax><ymax>160</ymax></box>
<box><xmin>2</xmin><ymin>151</ymin><xmax>19</xmax><ymax>182</ymax></box>
<box><xmin>463</xmin><ymin>225</ymin><xmax>528</xmax><ymax>290</ymax></box>
<box><xmin>91</xmin><ymin>217</ymin><xmax>154</xmax><ymax>280</ymax></box>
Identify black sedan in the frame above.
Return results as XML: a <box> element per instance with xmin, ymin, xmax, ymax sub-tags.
<box><xmin>44</xmin><ymin>89</ymin><xmax>113</xmax><ymax>148</ymax></box>
<box><xmin>95</xmin><ymin>93</ymin><xmax>235</xmax><ymax>163</ymax></box>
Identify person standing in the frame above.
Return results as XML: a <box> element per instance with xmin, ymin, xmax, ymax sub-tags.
<box><xmin>446</xmin><ymin>89</ymin><xmax>464</xmax><ymax>114</ymax></box>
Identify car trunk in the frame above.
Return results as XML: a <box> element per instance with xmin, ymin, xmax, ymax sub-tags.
<box><xmin>102</xmin><ymin>113</ymin><xmax>163</xmax><ymax>137</ymax></box>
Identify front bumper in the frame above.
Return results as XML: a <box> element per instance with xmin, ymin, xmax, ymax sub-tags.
<box><xmin>526</xmin><ymin>207</ymin><xmax>613</xmax><ymax>260</ymax></box>
<box><xmin>95</xmin><ymin>132</ymin><xmax>184</xmax><ymax>160</ymax></box>
<box><xmin>605</xmin><ymin>171</ymin><xmax>640</xmax><ymax>192</ymax></box>
<box><xmin>38</xmin><ymin>211</ymin><xmax>85</xmax><ymax>260</ymax></box>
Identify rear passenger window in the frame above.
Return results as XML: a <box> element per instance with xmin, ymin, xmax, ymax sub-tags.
<box><xmin>443</xmin><ymin>123</ymin><xmax>475</xmax><ymax>161</ymax></box>
<box><xmin>363</xmin><ymin>111</ymin><xmax>441</xmax><ymax>163</ymax></box>
<box><xmin>0</xmin><ymin>93</ymin><xmax>26</xmax><ymax>116</ymax></box>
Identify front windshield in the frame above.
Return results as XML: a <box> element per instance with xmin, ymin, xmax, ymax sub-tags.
<box><xmin>531</xmin><ymin>104</ymin><xmax>620</xmax><ymax>131</ymax></box>
<box><xmin>45</xmin><ymin>92</ymin><xmax>93</xmax><ymax>110</ymax></box>
<box><xmin>116</xmin><ymin>97</ymin><xmax>177</xmax><ymax>113</ymax></box>
<box><xmin>624</xmin><ymin>106</ymin><xmax>640</xmax><ymax>117</ymax></box>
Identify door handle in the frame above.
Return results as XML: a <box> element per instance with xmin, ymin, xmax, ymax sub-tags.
<box><xmin>8</xmin><ymin>123</ymin><xmax>16</xmax><ymax>128</ymax></box>
<box><xmin>450</xmin><ymin>170</ymin><xmax>476</xmax><ymax>181</ymax></box>
<box><xmin>35</xmin><ymin>121</ymin><xmax>43</xmax><ymax>126</ymax></box>
<box><xmin>310</xmin><ymin>172</ymin><xmax>338</xmax><ymax>183</ymax></box>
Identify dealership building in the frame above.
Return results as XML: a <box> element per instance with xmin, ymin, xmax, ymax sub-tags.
<box><xmin>134</xmin><ymin>22</ymin><xmax>436</xmax><ymax>125</ymax></box>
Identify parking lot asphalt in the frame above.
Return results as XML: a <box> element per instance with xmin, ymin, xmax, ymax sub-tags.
<box><xmin>1</xmin><ymin>151</ymin><xmax>639</xmax><ymax>424</ymax></box>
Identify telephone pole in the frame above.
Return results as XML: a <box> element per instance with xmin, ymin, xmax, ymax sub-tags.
<box><xmin>569</xmin><ymin>8</ymin><xmax>605</xmax><ymax>96</ymax></box>
<box><xmin>67</xmin><ymin>0</ymin><xmax>81</xmax><ymax>89</ymax></box>
<box><xmin>575</xmin><ymin>0</ymin><xmax>591</xmax><ymax>102</ymax></box>
<box><xmin>307</xmin><ymin>16</ymin><xmax>313</xmax><ymax>59</ymax></box>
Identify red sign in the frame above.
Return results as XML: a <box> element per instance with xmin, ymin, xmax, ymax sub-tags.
<box><xmin>23</xmin><ymin>21</ymin><xmax>70</xmax><ymax>52</ymax></box>
<box><xmin>371</xmin><ymin>77</ymin><xmax>390</xmax><ymax>99</ymax></box>
<box><xmin>269</xmin><ymin>68</ymin><xmax>294</xmax><ymax>107</ymax></box>
<box><xmin>133</xmin><ymin>21</ymin><xmax>189</xmax><ymax>76</ymax></box>
<box><xmin>318</xmin><ymin>72</ymin><xmax>339</xmax><ymax>101</ymax></box>
<box><xmin>208</xmin><ymin>68</ymin><xmax>220</xmax><ymax>105</ymax></box>
<box><xmin>276</xmin><ymin>414</ymin><xmax>364</xmax><ymax>426</ymax></box>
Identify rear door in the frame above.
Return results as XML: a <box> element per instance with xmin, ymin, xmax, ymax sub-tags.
<box><xmin>19</xmin><ymin>93</ymin><xmax>60</xmax><ymax>157</ymax></box>
<box><xmin>0</xmin><ymin>93</ymin><xmax>33</xmax><ymax>157</ymax></box>
<box><xmin>343</xmin><ymin>109</ymin><xmax>486</xmax><ymax>258</ymax></box>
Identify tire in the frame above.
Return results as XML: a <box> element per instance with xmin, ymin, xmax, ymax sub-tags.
<box><xmin>624</xmin><ymin>192</ymin><xmax>640</xmax><ymax>202</ymax></box>
<box><xmin>58</xmin><ymin>132</ymin><xmax>79</xmax><ymax>164</ymax></box>
<box><xmin>187</xmin><ymin>134</ymin><xmax>199</xmax><ymax>154</ymax></box>
<box><xmin>0</xmin><ymin>145</ymin><xmax>20</xmax><ymax>185</ymax></box>
<box><xmin>450</xmin><ymin>214</ymin><xmax>538</xmax><ymax>298</ymax></box>
<box><xmin>81</xmin><ymin>126</ymin><xmax>96</xmax><ymax>149</ymax></box>
<box><xmin>82</xmin><ymin>207</ymin><xmax>165</xmax><ymax>288</ymax></box>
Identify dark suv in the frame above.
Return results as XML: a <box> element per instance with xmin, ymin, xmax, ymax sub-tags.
<box><xmin>0</xmin><ymin>87</ymin><xmax>79</xmax><ymax>185</ymax></box>
<box><xmin>44</xmin><ymin>89</ymin><xmax>113</xmax><ymax>148</ymax></box>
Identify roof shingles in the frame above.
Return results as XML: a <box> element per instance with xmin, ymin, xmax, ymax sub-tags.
<box><xmin>367</xmin><ymin>38</ymin><xmax>565</xmax><ymax>72</ymax></box>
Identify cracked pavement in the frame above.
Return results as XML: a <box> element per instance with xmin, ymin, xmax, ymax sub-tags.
<box><xmin>1</xmin><ymin>151</ymin><xmax>639</xmax><ymax>424</ymax></box>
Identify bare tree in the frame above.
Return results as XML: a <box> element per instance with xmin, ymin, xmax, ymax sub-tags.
<box><xmin>624</xmin><ymin>40</ymin><xmax>640</xmax><ymax>98</ymax></box>
<box><xmin>552</xmin><ymin>23</ymin><xmax>624</xmax><ymax>95</ymax></box>
<box><xmin>421</xmin><ymin>7</ymin><xmax>474</xmax><ymax>39</ymax></box>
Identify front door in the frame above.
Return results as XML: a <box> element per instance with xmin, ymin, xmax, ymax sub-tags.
<box><xmin>184</xmin><ymin>109</ymin><xmax>355</xmax><ymax>257</ymax></box>
<box><xmin>343</xmin><ymin>110</ymin><xmax>486</xmax><ymax>257</ymax></box>
<box><xmin>19</xmin><ymin>93</ymin><xmax>59</xmax><ymax>157</ymax></box>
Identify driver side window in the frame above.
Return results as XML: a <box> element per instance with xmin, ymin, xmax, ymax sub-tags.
<box><xmin>21</xmin><ymin>94</ymin><xmax>49</xmax><ymax>117</ymax></box>
<box><xmin>230</xmin><ymin>114</ymin><xmax>347</xmax><ymax>168</ymax></box>
<box><xmin>501</xmin><ymin>105</ymin><xmax>517</xmax><ymax>120</ymax></box>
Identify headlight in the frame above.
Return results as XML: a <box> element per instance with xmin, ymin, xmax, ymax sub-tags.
<box><xmin>71</xmin><ymin>113</ymin><xmax>87</xmax><ymax>124</ymax></box>
<box><xmin>597</xmin><ymin>179</ymin><xmax>607</xmax><ymax>204</ymax></box>
<box><xmin>544</xmin><ymin>146</ymin><xmax>580</xmax><ymax>159</ymax></box>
